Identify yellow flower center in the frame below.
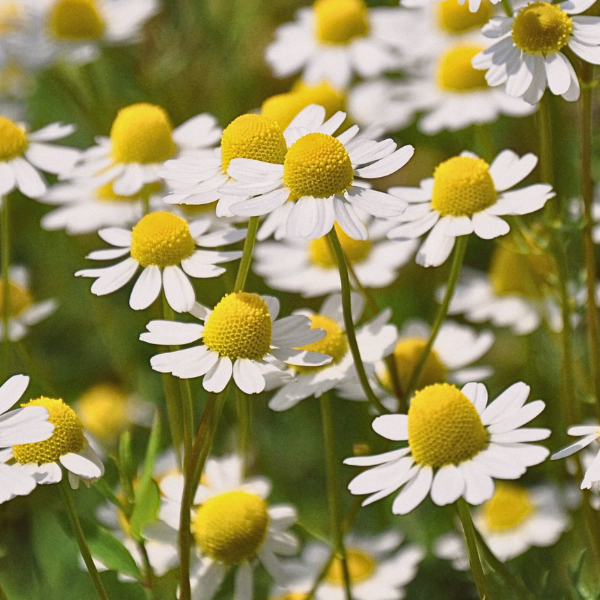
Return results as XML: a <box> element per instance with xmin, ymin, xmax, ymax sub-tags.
<box><xmin>95</xmin><ymin>181</ymin><xmax>162</xmax><ymax>203</ymax></box>
<box><xmin>0</xmin><ymin>2</ymin><xmax>22</xmax><ymax>35</ymax></box>
<box><xmin>295</xmin><ymin>314</ymin><xmax>347</xmax><ymax>374</ymax></box>
<box><xmin>482</xmin><ymin>483</ymin><xmax>534</xmax><ymax>531</ymax></box>
<box><xmin>389</xmin><ymin>338</ymin><xmax>448</xmax><ymax>393</ymax></box>
<box><xmin>76</xmin><ymin>383</ymin><xmax>129</xmax><ymax>443</ymax></box>
<box><xmin>408</xmin><ymin>383</ymin><xmax>487</xmax><ymax>468</ymax></box>
<box><xmin>314</xmin><ymin>0</ymin><xmax>369</xmax><ymax>45</ymax></box>
<box><xmin>326</xmin><ymin>549</ymin><xmax>375</xmax><ymax>584</ymax></box>
<box><xmin>130</xmin><ymin>212</ymin><xmax>195</xmax><ymax>268</ymax></box>
<box><xmin>0</xmin><ymin>116</ymin><xmax>27</xmax><ymax>161</ymax></box>
<box><xmin>431</xmin><ymin>156</ymin><xmax>497</xmax><ymax>217</ymax></box>
<box><xmin>437</xmin><ymin>0</ymin><xmax>493</xmax><ymax>34</ymax></box>
<box><xmin>309</xmin><ymin>223</ymin><xmax>370</xmax><ymax>268</ymax></box>
<box><xmin>192</xmin><ymin>490</ymin><xmax>270</xmax><ymax>565</ymax></box>
<box><xmin>437</xmin><ymin>45</ymin><xmax>489</xmax><ymax>92</ymax></box>
<box><xmin>284</xmin><ymin>133</ymin><xmax>353</xmax><ymax>200</ymax></box>
<box><xmin>512</xmin><ymin>1</ymin><xmax>572</xmax><ymax>54</ymax></box>
<box><xmin>203</xmin><ymin>293</ymin><xmax>272</xmax><ymax>361</ymax></box>
<box><xmin>0</xmin><ymin>281</ymin><xmax>33</xmax><ymax>317</ymax></box>
<box><xmin>110</xmin><ymin>104</ymin><xmax>176</xmax><ymax>164</ymax></box>
<box><xmin>13</xmin><ymin>397</ymin><xmax>85</xmax><ymax>464</ymax></box>
<box><xmin>48</xmin><ymin>0</ymin><xmax>105</xmax><ymax>41</ymax></box>
<box><xmin>220</xmin><ymin>114</ymin><xmax>287</xmax><ymax>173</ymax></box>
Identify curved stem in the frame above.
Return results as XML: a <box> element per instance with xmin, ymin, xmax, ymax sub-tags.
<box><xmin>1</xmin><ymin>195</ymin><xmax>10</xmax><ymax>381</ymax></box>
<box><xmin>233</xmin><ymin>216</ymin><xmax>259</xmax><ymax>292</ymax></box>
<box><xmin>404</xmin><ymin>235</ymin><xmax>469</xmax><ymax>400</ymax></box>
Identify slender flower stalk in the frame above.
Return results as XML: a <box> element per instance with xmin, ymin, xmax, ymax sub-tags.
<box><xmin>500</xmin><ymin>0</ymin><xmax>513</xmax><ymax>17</ymax></box>
<box><xmin>233</xmin><ymin>216</ymin><xmax>259</xmax><ymax>292</ymax></box>
<box><xmin>236</xmin><ymin>387</ymin><xmax>251</xmax><ymax>475</ymax></box>
<box><xmin>1</xmin><ymin>196</ymin><xmax>10</xmax><ymax>381</ymax></box>
<box><xmin>0</xmin><ymin>581</ymin><xmax>9</xmax><ymax>600</ymax></box>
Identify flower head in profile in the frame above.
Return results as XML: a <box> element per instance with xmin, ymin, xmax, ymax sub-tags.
<box><xmin>345</xmin><ymin>381</ymin><xmax>550</xmax><ymax>514</ymax></box>
<box><xmin>552</xmin><ymin>423</ymin><xmax>600</xmax><ymax>489</ymax></box>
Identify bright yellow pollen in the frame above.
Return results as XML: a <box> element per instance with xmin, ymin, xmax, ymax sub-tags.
<box><xmin>284</xmin><ymin>133</ymin><xmax>353</xmax><ymax>200</ymax></box>
<box><xmin>437</xmin><ymin>0</ymin><xmax>493</xmax><ymax>34</ymax></box>
<box><xmin>203</xmin><ymin>293</ymin><xmax>272</xmax><ymax>361</ymax></box>
<box><xmin>314</xmin><ymin>0</ymin><xmax>369</xmax><ymax>45</ymax></box>
<box><xmin>326</xmin><ymin>549</ymin><xmax>375</xmax><ymax>584</ymax></box>
<box><xmin>13</xmin><ymin>397</ymin><xmax>85</xmax><ymax>464</ymax></box>
<box><xmin>220</xmin><ymin>114</ymin><xmax>287</xmax><ymax>172</ymax></box>
<box><xmin>130</xmin><ymin>212</ymin><xmax>195</xmax><ymax>268</ymax></box>
<box><xmin>391</xmin><ymin>338</ymin><xmax>448</xmax><ymax>393</ymax></box>
<box><xmin>110</xmin><ymin>104</ymin><xmax>176</xmax><ymax>164</ymax></box>
<box><xmin>437</xmin><ymin>45</ymin><xmax>488</xmax><ymax>92</ymax></box>
<box><xmin>193</xmin><ymin>490</ymin><xmax>269</xmax><ymax>565</ymax></box>
<box><xmin>76</xmin><ymin>383</ymin><xmax>129</xmax><ymax>444</ymax></box>
<box><xmin>310</xmin><ymin>223</ymin><xmax>370</xmax><ymax>268</ymax></box>
<box><xmin>0</xmin><ymin>281</ymin><xmax>33</xmax><ymax>317</ymax></box>
<box><xmin>0</xmin><ymin>116</ymin><xmax>27</xmax><ymax>161</ymax></box>
<box><xmin>295</xmin><ymin>314</ymin><xmax>346</xmax><ymax>373</ymax></box>
<box><xmin>408</xmin><ymin>383</ymin><xmax>487</xmax><ymax>468</ymax></box>
<box><xmin>431</xmin><ymin>156</ymin><xmax>497</xmax><ymax>217</ymax></box>
<box><xmin>48</xmin><ymin>0</ymin><xmax>105</xmax><ymax>41</ymax></box>
<box><xmin>95</xmin><ymin>181</ymin><xmax>162</xmax><ymax>203</ymax></box>
<box><xmin>512</xmin><ymin>2</ymin><xmax>572</xmax><ymax>54</ymax></box>
<box><xmin>483</xmin><ymin>483</ymin><xmax>534</xmax><ymax>531</ymax></box>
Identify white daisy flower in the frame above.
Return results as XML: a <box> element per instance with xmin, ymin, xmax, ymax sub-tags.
<box><xmin>268</xmin><ymin>292</ymin><xmax>398</xmax><ymax>412</ymax></box>
<box><xmin>75</xmin><ymin>212</ymin><xmax>245</xmax><ymax>314</ymax></box>
<box><xmin>387</xmin><ymin>150</ymin><xmax>554</xmax><ymax>267</ymax></box>
<box><xmin>0</xmin><ymin>265</ymin><xmax>57</xmax><ymax>341</ymax></box>
<box><xmin>141</xmin><ymin>293</ymin><xmax>332</xmax><ymax>394</ymax></box>
<box><xmin>254</xmin><ymin>220</ymin><xmax>417</xmax><ymax>298</ymax></box>
<box><xmin>401</xmin><ymin>0</ymin><xmax>501</xmax><ymax>17</ymax></box>
<box><xmin>345</xmin><ymin>381</ymin><xmax>550</xmax><ymax>514</ymax></box>
<box><xmin>552</xmin><ymin>423</ymin><xmax>600</xmax><ymax>490</ymax></box>
<box><xmin>265</xmin><ymin>0</ymin><xmax>407</xmax><ymax>89</ymax></box>
<box><xmin>473</xmin><ymin>0</ymin><xmax>600</xmax><ymax>104</ymax></box>
<box><xmin>226</xmin><ymin>104</ymin><xmax>413</xmax><ymax>241</ymax></box>
<box><xmin>66</xmin><ymin>104</ymin><xmax>221</xmax><ymax>196</ymax></box>
<box><xmin>435</xmin><ymin>483</ymin><xmax>570</xmax><ymax>566</ymax></box>
<box><xmin>0</xmin><ymin>117</ymin><xmax>79</xmax><ymax>199</ymax></box>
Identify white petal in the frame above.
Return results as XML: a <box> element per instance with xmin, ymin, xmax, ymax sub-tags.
<box><xmin>60</xmin><ymin>450</ymin><xmax>103</xmax><ymax>479</ymax></box>
<box><xmin>545</xmin><ymin>52</ymin><xmax>572</xmax><ymax>95</ymax></box>
<box><xmin>140</xmin><ymin>320</ymin><xmax>204</xmax><ymax>345</ymax></box>
<box><xmin>372</xmin><ymin>414</ymin><xmax>409</xmax><ymax>441</ymax></box>
<box><xmin>234</xmin><ymin>563</ymin><xmax>253</xmax><ymax>600</ymax></box>
<box><xmin>233</xmin><ymin>359</ymin><xmax>265</xmax><ymax>394</ymax></box>
<box><xmin>431</xmin><ymin>464</ymin><xmax>465</xmax><ymax>506</ymax></box>
<box><xmin>472</xmin><ymin>212</ymin><xmax>510</xmax><ymax>239</ymax></box>
<box><xmin>12</xmin><ymin>158</ymin><xmax>46</xmax><ymax>199</ymax></box>
<box><xmin>391</xmin><ymin>466</ymin><xmax>433</xmax><ymax>515</ymax></box>
<box><xmin>163</xmin><ymin>266</ymin><xmax>195</xmax><ymax>313</ymax></box>
<box><xmin>0</xmin><ymin>374</ymin><xmax>29</xmax><ymax>414</ymax></box>
<box><xmin>203</xmin><ymin>357</ymin><xmax>233</xmax><ymax>393</ymax></box>
<box><xmin>129</xmin><ymin>265</ymin><xmax>162</xmax><ymax>310</ymax></box>
<box><xmin>354</xmin><ymin>145</ymin><xmax>414</xmax><ymax>178</ymax></box>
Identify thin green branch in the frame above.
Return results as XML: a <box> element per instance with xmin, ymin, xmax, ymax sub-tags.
<box><xmin>1</xmin><ymin>195</ymin><xmax>10</xmax><ymax>381</ymax></box>
<box><xmin>233</xmin><ymin>216</ymin><xmax>259</xmax><ymax>292</ymax></box>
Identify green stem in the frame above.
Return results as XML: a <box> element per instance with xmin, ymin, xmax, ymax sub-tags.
<box><xmin>59</xmin><ymin>479</ymin><xmax>110</xmax><ymax>600</ymax></box>
<box><xmin>404</xmin><ymin>235</ymin><xmax>469</xmax><ymax>400</ymax></box>
<box><xmin>136</xmin><ymin>540</ymin><xmax>156</xmax><ymax>594</ymax></box>
<box><xmin>319</xmin><ymin>394</ymin><xmax>353</xmax><ymax>600</ymax></box>
<box><xmin>327</xmin><ymin>229</ymin><xmax>389</xmax><ymax>415</ymax></box>
<box><xmin>233</xmin><ymin>216</ymin><xmax>259</xmax><ymax>292</ymax></box>
<box><xmin>539</xmin><ymin>96</ymin><xmax>556</xmax><ymax>215</ymax></box>
<box><xmin>236</xmin><ymin>387</ymin><xmax>251</xmax><ymax>475</ymax></box>
<box><xmin>1</xmin><ymin>195</ymin><xmax>10</xmax><ymax>381</ymax></box>
<box><xmin>0</xmin><ymin>579</ymin><xmax>10</xmax><ymax>600</ymax></box>
<box><xmin>457</xmin><ymin>498</ymin><xmax>492</xmax><ymax>600</ymax></box>
<box><xmin>500</xmin><ymin>0</ymin><xmax>513</xmax><ymax>16</ymax></box>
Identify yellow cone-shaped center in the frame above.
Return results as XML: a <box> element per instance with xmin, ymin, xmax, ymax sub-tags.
<box><xmin>193</xmin><ymin>490</ymin><xmax>270</xmax><ymax>565</ymax></box>
<box><xmin>0</xmin><ymin>116</ymin><xmax>27</xmax><ymax>161</ymax></box>
<box><xmin>309</xmin><ymin>223</ymin><xmax>371</xmax><ymax>268</ymax></box>
<box><xmin>49</xmin><ymin>0</ymin><xmax>105</xmax><ymax>40</ymax></box>
<box><xmin>437</xmin><ymin>45</ymin><xmax>488</xmax><ymax>92</ymax></box>
<box><xmin>314</xmin><ymin>0</ymin><xmax>369</xmax><ymax>44</ymax></box>
<box><xmin>437</xmin><ymin>0</ymin><xmax>493</xmax><ymax>34</ymax></box>
<box><xmin>389</xmin><ymin>338</ymin><xmax>448</xmax><ymax>393</ymax></box>
<box><xmin>326</xmin><ymin>548</ymin><xmax>375</xmax><ymax>584</ymax></box>
<box><xmin>295</xmin><ymin>314</ymin><xmax>346</xmax><ymax>373</ymax></box>
<box><xmin>483</xmin><ymin>483</ymin><xmax>534</xmax><ymax>531</ymax></box>
<box><xmin>512</xmin><ymin>1</ymin><xmax>572</xmax><ymax>54</ymax></box>
<box><xmin>0</xmin><ymin>281</ymin><xmax>33</xmax><ymax>317</ymax></box>
<box><xmin>76</xmin><ymin>383</ymin><xmax>129</xmax><ymax>443</ymax></box>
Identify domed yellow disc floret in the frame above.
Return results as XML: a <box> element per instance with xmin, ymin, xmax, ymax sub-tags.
<box><xmin>76</xmin><ymin>383</ymin><xmax>129</xmax><ymax>443</ymax></box>
<box><xmin>110</xmin><ymin>103</ymin><xmax>176</xmax><ymax>164</ymax></box>
<box><xmin>408</xmin><ymin>383</ymin><xmax>487</xmax><ymax>468</ymax></box>
<box><xmin>314</xmin><ymin>0</ymin><xmax>369</xmax><ymax>45</ymax></box>
<box><xmin>49</xmin><ymin>0</ymin><xmax>105</xmax><ymax>41</ymax></box>
<box><xmin>390</xmin><ymin>338</ymin><xmax>448</xmax><ymax>393</ymax></box>
<box><xmin>0</xmin><ymin>116</ymin><xmax>27</xmax><ymax>161</ymax></box>
<box><xmin>437</xmin><ymin>0</ymin><xmax>493</xmax><ymax>34</ymax></box>
<box><xmin>193</xmin><ymin>490</ymin><xmax>269</xmax><ymax>565</ymax></box>
<box><xmin>203</xmin><ymin>293</ymin><xmax>272</xmax><ymax>360</ymax></box>
<box><xmin>130</xmin><ymin>212</ymin><xmax>195</xmax><ymax>268</ymax></box>
<box><xmin>0</xmin><ymin>281</ymin><xmax>33</xmax><ymax>317</ymax></box>
<box><xmin>512</xmin><ymin>2</ymin><xmax>572</xmax><ymax>54</ymax></box>
<box><xmin>295</xmin><ymin>314</ymin><xmax>347</xmax><ymax>373</ymax></box>
<box><xmin>262</xmin><ymin>93</ymin><xmax>313</xmax><ymax>132</ymax></box>
<box><xmin>326</xmin><ymin>549</ymin><xmax>375</xmax><ymax>584</ymax></box>
<box><xmin>220</xmin><ymin>114</ymin><xmax>288</xmax><ymax>172</ymax></box>
<box><xmin>295</xmin><ymin>82</ymin><xmax>345</xmax><ymax>115</ymax></box>
<box><xmin>284</xmin><ymin>133</ymin><xmax>353</xmax><ymax>200</ymax></box>
<box><xmin>482</xmin><ymin>483</ymin><xmax>534</xmax><ymax>531</ymax></box>
<box><xmin>13</xmin><ymin>397</ymin><xmax>85</xmax><ymax>464</ymax></box>
<box><xmin>437</xmin><ymin>45</ymin><xmax>489</xmax><ymax>92</ymax></box>
<box><xmin>431</xmin><ymin>156</ymin><xmax>497</xmax><ymax>217</ymax></box>
<box><xmin>95</xmin><ymin>181</ymin><xmax>162</xmax><ymax>204</ymax></box>
<box><xmin>310</xmin><ymin>223</ymin><xmax>371</xmax><ymax>268</ymax></box>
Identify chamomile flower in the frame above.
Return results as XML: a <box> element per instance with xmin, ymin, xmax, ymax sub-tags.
<box><xmin>0</xmin><ymin>266</ymin><xmax>57</xmax><ymax>341</ymax></box>
<box><xmin>473</xmin><ymin>0</ymin><xmax>600</xmax><ymax>104</ymax></box>
<box><xmin>75</xmin><ymin>212</ymin><xmax>245</xmax><ymax>313</ymax></box>
<box><xmin>552</xmin><ymin>423</ymin><xmax>600</xmax><ymax>490</ymax></box>
<box><xmin>387</xmin><ymin>150</ymin><xmax>554</xmax><ymax>267</ymax></box>
<box><xmin>141</xmin><ymin>293</ymin><xmax>332</xmax><ymax>394</ymax></box>
<box><xmin>268</xmin><ymin>292</ymin><xmax>397</xmax><ymax>411</ymax></box>
<box><xmin>66</xmin><ymin>104</ymin><xmax>221</xmax><ymax>196</ymax></box>
<box><xmin>227</xmin><ymin>104</ymin><xmax>413</xmax><ymax>241</ymax></box>
<box><xmin>345</xmin><ymin>381</ymin><xmax>550</xmax><ymax>514</ymax></box>
<box><xmin>402</xmin><ymin>0</ymin><xmax>501</xmax><ymax>17</ymax></box>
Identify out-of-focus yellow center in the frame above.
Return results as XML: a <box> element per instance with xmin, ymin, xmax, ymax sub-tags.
<box><xmin>95</xmin><ymin>181</ymin><xmax>162</xmax><ymax>203</ymax></box>
<box><xmin>437</xmin><ymin>0</ymin><xmax>493</xmax><ymax>34</ymax></box>
<box><xmin>431</xmin><ymin>156</ymin><xmax>497</xmax><ymax>217</ymax></box>
<box><xmin>512</xmin><ymin>2</ymin><xmax>572</xmax><ymax>54</ymax></box>
<box><xmin>295</xmin><ymin>314</ymin><xmax>346</xmax><ymax>373</ymax></box>
<box><xmin>388</xmin><ymin>338</ymin><xmax>448</xmax><ymax>393</ymax></box>
<box><xmin>408</xmin><ymin>383</ymin><xmax>487</xmax><ymax>468</ymax></box>
<box><xmin>0</xmin><ymin>281</ymin><xmax>33</xmax><ymax>317</ymax></box>
<box><xmin>110</xmin><ymin>104</ymin><xmax>176</xmax><ymax>164</ymax></box>
<box><xmin>0</xmin><ymin>116</ymin><xmax>27</xmax><ymax>161</ymax></box>
<box><xmin>221</xmin><ymin>114</ymin><xmax>287</xmax><ymax>172</ymax></box>
<box><xmin>271</xmin><ymin>595</ymin><xmax>308</xmax><ymax>600</ymax></box>
<box><xmin>437</xmin><ymin>45</ymin><xmax>488</xmax><ymax>92</ymax></box>
<box><xmin>314</xmin><ymin>0</ymin><xmax>369</xmax><ymax>45</ymax></box>
<box><xmin>76</xmin><ymin>383</ymin><xmax>129</xmax><ymax>443</ymax></box>
<box><xmin>310</xmin><ymin>223</ymin><xmax>370</xmax><ymax>268</ymax></box>
<box><xmin>49</xmin><ymin>0</ymin><xmax>105</xmax><ymax>41</ymax></box>
<box><xmin>193</xmin><ymin>490</ymin><xmax>269</xmax><ymax>565</ymax></box>
<box><xmin>203</xmin><ymin>293</ymin><xmax>272</xmax><ymax>360</ymax></box>
<box><xmin>0</xmin><ymin>2</ymin><xmax>22</xmax><ymax>34</ymax></box>
<box><xmin>483</xmin><ymin>483</ymin><xmax>534</xmax><ymax>531</ymax></box>
<box><xmin>13</xmin><ymin>397</ymin><xmax>85</xmax><ymax>464</ymax></box>
<box><xmin>326</xmin><ymin>549</ymin><xmax>375</xmax><ymax>584</ymax></box>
